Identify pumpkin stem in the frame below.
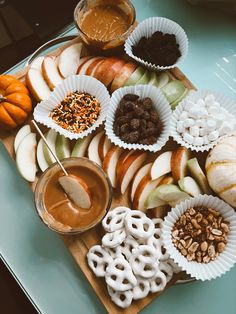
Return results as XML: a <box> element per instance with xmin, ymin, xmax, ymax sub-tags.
<box><xmin>0</xmin><ymin>94</ymin><xmax>6</xmax><ymax>103</ymax></box>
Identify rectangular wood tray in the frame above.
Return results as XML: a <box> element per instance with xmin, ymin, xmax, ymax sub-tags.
<box><xmin>0</xmin><ymin>37</ymin><xmax>198</xmax><ymax>314</ymax></box>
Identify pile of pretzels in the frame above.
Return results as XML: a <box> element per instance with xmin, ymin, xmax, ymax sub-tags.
<box><xmin>87</xmin><ymin>206</ymin><xmax>181</xmax><ymax>308</ymax></box>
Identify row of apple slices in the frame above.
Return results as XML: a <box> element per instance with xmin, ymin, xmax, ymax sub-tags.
<box><xmin>14</xmin><ymin>124</ymin><xmax>212</xmax><ymax>214</ymax></box>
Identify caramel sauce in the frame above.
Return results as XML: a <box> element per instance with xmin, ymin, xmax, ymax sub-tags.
<box><xmin>79</xmin><ymin>4</ymin><xmax>130</xmax><ymax>42</ymax></box>
<box><xmin>43</xmin><ymin>166</ymin><xmax>109</xmax><ymax>229</ymax></box>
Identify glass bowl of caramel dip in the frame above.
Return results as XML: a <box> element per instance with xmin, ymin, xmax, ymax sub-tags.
<box><xmin>74</xmin><ymin>0</ymin><xmax>136</xmax><ymax>53</ymax></box>
<box><xmin>34</xmin><ymin>157</ymin><xmax>113</xmax><ymax>234</ymax></box>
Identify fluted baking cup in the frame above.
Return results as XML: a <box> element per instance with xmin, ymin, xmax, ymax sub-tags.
<box><xmin>105</xmin><ymin>84</ymin><xmax>172</xmax><ymax>152</ymax></box>
<box><xmin>162</xmin><ymin>194</ymin><xmax>236</xmax><ymax>281</ymax></box>
<box><xmin>124</xmin><ymin>17</ymin><xmax>188</xmax><ymax>71</ymax></box>
<box><xmin>33</xmin><ymin>75</ymin><xmax>110</xmax><ymax>140</ymax></box>
<box><xmin>171</xmin><ymin>89</ymin><xmax>236</xmax><ymax>152</ymax></box>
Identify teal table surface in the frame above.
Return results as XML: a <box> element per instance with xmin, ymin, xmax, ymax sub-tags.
<box><xmin>1</xmin><ymin>1</ymin><xmax>236</xmax><ymax>313</ymax></box>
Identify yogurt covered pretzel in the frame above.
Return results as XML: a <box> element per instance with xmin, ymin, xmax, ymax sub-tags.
<box><xmin>125</xmin><ymin>210</ymin><xmax>155</xmax><ymax>240</ymax></box>
<box><xmin>102</xmin><ymin>228</ymin><xmax>126</xmax><ymax>248</ymax></box>
<box><xmin>107</xmin><ymin>285</ymin><xmax>133</xmax><ymax>309</ymax></box>
<box><xmin>102</xmin><ymin>206</ymin><xmax>131</xmax><ymax>232</ymax></box>
<box><xmin>132</xmin><ymin>277</ymin><xmax>150</xmax><ymax>300</ymax></box>
<box><xmin>87</xmin><ymin>245</ymin><xmax>113</xmax><ymax>277</ymax></box>
<box><xmin>150</xmin><ymin>270</ymin><xmax>167</xmax><ymax>293</ymax></box>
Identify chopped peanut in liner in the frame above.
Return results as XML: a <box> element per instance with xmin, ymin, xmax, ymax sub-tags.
<box><xmin>49</xmin><ymin>91</ymin><xmax>101</xmax><ymax>133</ymax></box>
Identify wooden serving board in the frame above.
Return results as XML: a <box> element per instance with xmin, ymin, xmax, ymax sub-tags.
<box><xmin>0</xmin><ymin>37</ymin><xmax>203</xmax><ymax>314</ymax></box>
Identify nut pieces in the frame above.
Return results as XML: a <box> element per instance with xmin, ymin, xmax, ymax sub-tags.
<box><xmin>172</xmin><ymin>206</ymin><xmax>229</xmax><ymax>263</ymax></box>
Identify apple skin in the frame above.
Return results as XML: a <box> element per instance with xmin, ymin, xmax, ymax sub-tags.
<box><xmin>117</xmin><ymin>151</ymin><xmax>147</xmax><ymax>195</ymax></box>
<box><xmin>42</xmin><ymin>56</ymin><xmax>63</xmax><ymax>90</ymax></box>
<box><xmin>159</xmin><ymin>175</ymin><xmax>174</xmax><ymax>185</ymax></box>
<box><xmin>136</xmin><ymin>70</ymin><xmax>151</xmax><ymax>85</ymax></box>
<box><xmin>55</xmin><ymin>134</ymin><xmax>70</xmax><ymax>160</ymax></box>
<box><xmin>103</xmin><ymin>145</ymin><xmax>123</xmax><ymax>188</ymax></box>
<box><xmin>178</xmin><ymin>176</ymin><xmax>202</xmax><ymax>197</ymax></box>
<box><xmin>93</xmin><ymin>57</ymin><xmax>125</xmax><ymax>86</ymax></box>
<box><xmin>71</xmin><ymin>133</ymin><xmax>93</xmax><ymax>158</ymax></box>
<box><xmin>76</xmin><ymin>56</ymin><xmax>93</xmax><ymax>74</ymax></box>
<box><xmin>171</xmin><ymin>147</ymin><xmax>190</xmax><ymax>182</ymax></box>
<box><xmin>87</xmin><ymin>131</ymin><xmax>104</xmax><ymax>167</ymax></box>
<box><xmin>116</xmin><ymin>150</ymin><xmax>134</xmax><ymax>182</ymax></box>
<box><xmin>37</xmin><ymin>138</ymin><xmax>49</xmax><ymax>172</ymax></box>
<box><xmin>148</xmin><ymin>71</ymin><xmax>159</xmax><ymax>87</ymax></box>
<box><xmin>131</xmin><ymin>162</ymin><xmax>153</xmax><ymax>202</ymax></box>
<box><xmin>187</xmin><ymin>158</ymin><xmax>212</xmax><ymax>194</ymax></box>
<box><xmin>124</xmin><ymin>66</ymin><xmax>145</xmax><ymax>87</ymax></box>
<box><xmin>110</xmin><ymin>62</ymin><xmax>137</xmax><ymax>92</ymax></box>
<box><xmin>43</xmin><ymin>129</ymin><xmax>58</xmax><ymax>165</ymax></box>
<box><xmin>85</xmin><ymin>57</ymin><xmax>105</xmax><ymax>76</ymax></box>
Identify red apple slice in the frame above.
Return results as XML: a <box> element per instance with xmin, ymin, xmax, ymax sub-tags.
<box><xmin>86</xmin><ymin>57</ymin><xmax>105</xmax><ymax>76</ymax></box>
<box><xmin>151</xmin><ymin>151</ymin><xmax>173</xmax><ymax>180</ymax></box>
<box><xmin>110</xmin><ymin>62</ymin><xmax>137</xmax><ymax>92</ymax></box>
<box><xmin>160</xmin><ymin>175</ymin><xmax>175</xmax><ymax>185</ymax></box>
<box><xmin>26</xmin><ymin>68</ymin><xmax>51</xmax><ymax>101</ymax></box>
<box><xmin>58</xmin><ymin>42</ymin><xmax>83</xmax><ymax>77</ymax></box>
<box><xmin>30</xmin><ymin>56</ymin><xmax>44</xmax><ymax>71</ymax></box>
<box><xmin>90</xmin><ymin>59</ymin><xmax>107</xmax><ymax>77</ymax></box>
<box><xmin>94</xmin><ymin>57</ymin><xmax>125</xmax><ymax>86</ymax></box>
<box><xmin>42</xmin><ymin>56</ymin><xmax>63</xmax><ymax>90</ymax></box>
<box><xmin>103</xmin><ymin>145</ymin><xmax>123</xmax><ymax>188</ymax></box>
<box><xmin>58</xmin><ymin>174</ymin><xmax>92</xmax><ymax>209</ymax></box>
<box><xmin>116</xmin><ymin>149</ymin><xmax>134</xmax><ymax>180</ymax></box>
<box><xmin>117</xmin><ymin>151</ymin><xmax>147</xmax><ymax>195</ymax></box>
<box><xmin>79</xmin><ymin>57</ymin><xmax>105</xmax><ymax>75</ymax></box>
<box><xmin>171</xmin><ymin>147</ymin><xmax>190</xmax><ymax>182</ymax></box>
<box><xmin>133</xmin><ymin>175</ymin><xmax>164</xmax><ymax>211</ymax></box>
<box><xmin>98</xmin><ymin>134</ymin><xmax>112</xmax><ymax>161</ymax></box>
<box><xmin>131</xmin><ymin>162</ymin><xmax>152</xmax><ymax>201</ymax></box>
<box><xmin>87</xmin><ymin>131</ymin><xmax>104</xmax><ymax>166</ymax></box>
<box><xmin>76</xmin><ymin>56</ymin><xmax>93</xmax><ymax>74</ymax></box>
<box><xmin>98</xmin><ymin>133</ymin><xmax>106</xmax><ymax>161</ymax></box>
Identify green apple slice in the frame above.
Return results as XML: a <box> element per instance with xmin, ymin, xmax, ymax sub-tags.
<box><xmin>55</xmin><ymin>134</ymin><xmax>70</xmax><ymax>160</ymax></box>
<box><xmin>43</xmin><ymin>129</ymin><xmax>57</xmax><ymax>165</ymax></box>
<box><xmin>178</xmin><ymin>176</ymin><xmax>202</xmax><ymax>197</ymax></box>
<box><xmin>162</xmin><ymin>80</ymin><xmax>186</xmax><ymax>104</ymax></box>
<box><xmin>148</xmin><ymin>71</ymin><xmax>159</xmax><ymax>87</ymax></box>
<box><xmin>154</xmin><ymin>184</ymin><xmax>189</xmax><ymax>206</ymax></box>
<box><xmin>37</xmin><ymin>138</ymin><xmax>49</xmax><ymax>172</ymax></box>
<box><xmin>136</xmin><ymin>70</ymin><xmax>151</xmax><ymax>85</ymax></box>
<box><xmin>187</xmin><ymin>158</ymin><xmax>212</xmax><ymax>194</ymax></box>
<box><xmin>158</xmin><ymin>72</ymin><xmax>169</xmax><ymax>88</ymax></box>
<box><xmin>14</xmin><ymin>124</ymin><xmax>31</xmax><ymax>153</ymax></box>
<box><xmin>16</xmin><ymin>132</ymin><xmax>37</xmax><ymax>182</ymax></box>
<box><xmin>71</xmin><ymin>133</ymin><xmax>93</xmax><ymax>157</ymax></box>
<box><xmin>124</xmin><ymin>66</ymin><xmax>145</xmax><ymax>86</ymax></box>
<box><xmin>171</xmin><ymin>88</ymin><xmax>189</xmax><ymax>110</ymax></box>
<box><xmin>144</xmin><ymin>189</ymin><xmax>167</xmax><ymax>209</ymax></box>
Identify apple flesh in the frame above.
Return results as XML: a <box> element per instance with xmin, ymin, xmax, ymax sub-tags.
<box><xmin>71</xmin><ymin>133</ymin><xmax>93</xmax><ymax>157</ymax></box>
<box><xmin>178</xmin><ymin>176</ymin><xmax>202</xmax><ymax>197</ymax></box>
<box><xmin>30</xmin><ymin>56</ymin><xmax>44</xmax><ymax>71</ymax></box>
<box><xmin>85</xmin><ymin>57</ymin><xmax>105</xmax><ymax>76</ymax></box>
<box><xmin>37</xmin><ymin>138</ymin><xmax>49</xmax><ymax>172</ymax></box>
<box><xmin>26</xmin><ymin>68</ymin><xmax>51</xmax><ymax>101</ymax></box>
<box><xmin>59</xmin><ymin>174</ymin><xmax>91</xmax><ymax>209</ymax></box>
<box><xmin>103</xmin><ymin>145</ymin><xmax>123</xmax><ymax>188</ymax></box>
<box><xmin>76</xmin><ymin>56</ymin><xmax>93</xmax><ymax>74</ymax></box>
<box><xmin>58</xmin><ymin>42</ymin><xmax>83</xmax><ymax>77</ymax></box>
<box><xmin>116</xmin><ymin>150</ymin><xmax>135</xmax><ymax>183</ymax></box>
<box><xmin>110</xmin><ymin>62</ymin><xmax>137</xmax><ymax>92</ymax></box>
<box><xmin>16</xmin><ymin>132</ymin><xmax>37</xmax><ymax>182</ymax></box>
<box><xmin>159</xmin><ymin>175</ymin><xmax>174</xmax><ymax>185</ymax></box>
<box><xmin>171</xmin><ymin>146</ymin><xmax>190</xmax><ymax>182</ymax></box>
<box><xmin>148</xmin><ymin>71</ymin><xmax>159</xmax><ymax>87</ymax></box>
<box><xmin>55</xmin><ymin>134</ymin><xmax>70</xmax><ymax>160</ymax></box>
<box><xmin>43</xmin><ymin>129</ymin><xmax>58</xmax><ymax>165</ymax></box>
<box><xmin>144</xmin><ymin>189</ymin><xmax>167</xmax><ymax>209</ymax></box>
<box><xmin>154</xmin><ymin>184</ymin><xmax>189</xmax><ymax>207</ymax></box>
<box><xmin>131</xmin><ymin>162</ymin><xmax>152</xmax><ymax>201</ymax></box>
<box><xmin>151</xmin><ymin>151</ymin><xmax>172</xmax><ymax>180</ymax></box>
<box><xmin>162</xmin><ymin>80</ymin><xmax>186</xmax><ymax>104</ymax></box>
<box><xmin>124</xmin><ymin>66</ymin><xmax>145</xmax><ymax>86</ymax></box>
<box><xmin>87</xmin><ymin>131</ymin><xmax>104</xmax><ymax>166</ymax></box>
<box><xmin>158</xmin><ymin>72</ymin><xmax>169</xmax><ymax>88</ymax></box>
<box><xmin>136</xmin><ymin>70</ymin><xmax>151</xmax><ymax>85</ymax></box>
<box><xmin>171</xmin><ymin>88</ymin><xmax>189</xmax><ymax>110</ymax></box>
<box><xmin>14</xmin><ymin>124</ymin><xmax>31</xmax><ymax>153</ymax></box>
<box><xmin>187</xmin><ymin>158</ymin><xmax>212</xmax><ymax>194</ymax></box>
<box><xmin>42</xmin><ymin>56</ymin><xmax>63</xmax><ymax>90</ymax></box>
<box><xmin>79</xmin><ymin>57</ymin><xmax>104</xmax><ymax>75</ymax></box>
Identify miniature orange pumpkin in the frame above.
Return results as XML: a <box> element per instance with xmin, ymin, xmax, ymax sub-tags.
<box><xmin>0</xmin><ymin>75</ymin><xmax>32</xmax><ymax>130</ymax></box>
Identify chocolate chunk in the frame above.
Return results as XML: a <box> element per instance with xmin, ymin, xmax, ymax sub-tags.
<box><xmin>120</xmin><ymin>123</ymin><xmax>130</xmax><ymax>134</ymax></box>
<box><xmin>140</xmin><ymin>136</ymin><xmax>157</xmax><ymax>145</ymax></box>
<box><xmin>113</xmin><ymin>124</ymin><xmax>120</xmax><ymax>136</ymax></box>
<box><xmin>123</xmin><ymin>101</ymin><xmax>135</xmax><ymax>111</ymax></box>
<box><xmin>130</xmin><ymin>118</ymin><xmax>141</xmax><ymax>130</ymax></box>
<box><xmin>133</xmin><ymin>106</ymin><xmax>144</xmax><ymax>117</ymax></box>
<box><xmin>116</xmin><ymin>116</ymin><xmax>130</xmax><ymax>125</ymax></box>
<box><xmin>142</xmin><ymin>97</ymin><xmax>153</xmax><ymax>110</ymax></box>
<box><xmin>147</xmin><ymin>121</ymin><xmax>156</xmax><ymax>129</ymax></box>
<box><xmin>123</xmin><ymin>94</ymin><xmax>139</xmax><ymax>101</ymax></box>
<box><xmin>142</xmin><ymin>127</ymin><xmax>159</xmax><ymax>138</ymax></box>
<box><xmin>143</xmin><ymin>111</ymin><xmax>150</xmax><ymax>121</ymax></box>
<box><xmin>150</xmin><ymin>109</ymin><xmax>159</xmax><ymax>123</ymax></box>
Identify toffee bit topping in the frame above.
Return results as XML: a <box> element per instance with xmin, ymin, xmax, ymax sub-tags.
<box><xmin>49</xmin><ymin>91</ymin><xmax>101</xmax><ymax>133</ymax></box>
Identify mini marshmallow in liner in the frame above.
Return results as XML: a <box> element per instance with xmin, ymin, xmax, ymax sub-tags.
<box><xmin>34</xmin><ymin>75</ymin><xmax>110</xmax><ymax>140</ymax></box>
<box><xmin>171</xmin><ymin>90</ymin><xmax>236</xmax><ymax>152</ymax></box>
<box><xmin>105</xmin><ymin>84</ymin><xmax>172</xmax><ymax>152</ymax></box>
<box><xmin>124</xmin><ymin>17</ymin><xmax>188</xmax><ymax>71</ymax></box>
<box><xmin>162</xmin><ymin>195</ymin><xmax>236</xmax><ymax>281</ymax></box>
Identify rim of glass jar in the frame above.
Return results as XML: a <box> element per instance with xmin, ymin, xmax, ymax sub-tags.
<box><xmin>34</xmin><ymin>157</ymin><xmax>113</xmax><ymax>235</ymax></box>
<box><xmin>73</xmin><ymin>0</ymin><xmax>136</xmax><ymax>43</ymax></box>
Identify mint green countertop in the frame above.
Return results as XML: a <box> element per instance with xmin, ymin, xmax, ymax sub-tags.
<box><xmin>0</xmin><ymin>1</ymin><xmax>236</xmax><ymax>313</ymax></box>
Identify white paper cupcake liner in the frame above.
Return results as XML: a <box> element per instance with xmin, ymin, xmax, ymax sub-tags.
<box><xmin>105</xmin><ymin>84</ymin><xmax>172</xmax><ymax>152</ymax></box>
<box><xmin>33</xmin><ymin>75</ymin><xmax>110</xmax><ymax>140</ymax></box>
<box><xmin>162</xmin><ymin>194</ymin><xmax>236</xmax><ymax>281</ymax></box>
<box><xmin>171</xmin><ymin>89</ymin><xmax>236</xmax><ymax>152</ymax></box>
<box><xmin>124</xmin><ymin>17</ymin><xmax>188</xmax><ymax>71</ymax></box>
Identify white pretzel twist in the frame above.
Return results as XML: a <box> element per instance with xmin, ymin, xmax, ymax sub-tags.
<box><xmin>159</xmin><ymin>261</ymin><xmax>174</xmax><ymax>283</ymax></box>
<box><xmin>167</xmin><ymin>258</ymin><xmax>182</xmax><ymax>273</ymax></box>
<box><xmin>104</xmin><ymin>246</ymin><xmax>123</xmax><ymax>259</ymax></box>
<box><xmin>125</xmin><ymin>210</ymin><xmax>155</xmax><ymax>240</ymax></box>
<box><xmin>87</xmin><ymin>245</ymin><xmax>113</xmax><ymax>277</ymax></box>
<box><xmin>107</xmin><ymin>285</ymin><xmax>133</xmax><ymax>309</ymax></box>
<box><xmin>105</xmin><ymin>257</ymin><xmax>137</xmax><ymax>291</ymax></box>
<box><xmin>120</xmin><ymin>235</ymin><xmax>140</xmax><ymax>260</ymax></box>
<box><xmin>132</xmin><ymin>277</ymin><xmax>150</xmax><ymax>300</ymax></box>
<box><xmin>129</xmin><ymin>245</ymin><xmax>159</xmax><ymax>279</ymax></box>
<box><xmin>146</xmin><ymin>236</ymin><xmax>162</xmax><ymax>260</ymax></box>
<box><xmin>102</xmin><ymin>229</ymin><xmax>126</xmax><ymax>248</ymax></box>
<box><xmin>102</xmin><ymin>206</ymin><xmax>131</xmax><ymax>232</ymax></box>
<box><xmin>152</xmin><ymin>218</ymin><xmax>163</xmax><ymax>229</ymax></box>
<box><xmin>150</xmin><ymin>270</ymin><xmax>167</xmax><ymax>293</ymax></box>
<box><xmin>159</xmin><ymin>244</ymin><xmax>170</xmax><ymax>261</ymax></box>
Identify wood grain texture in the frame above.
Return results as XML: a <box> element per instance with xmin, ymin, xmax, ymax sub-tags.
<box><xmin>0</xmin><ymin>38</ymin><xmax>197</xmax><ymax>314</ymax></box>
